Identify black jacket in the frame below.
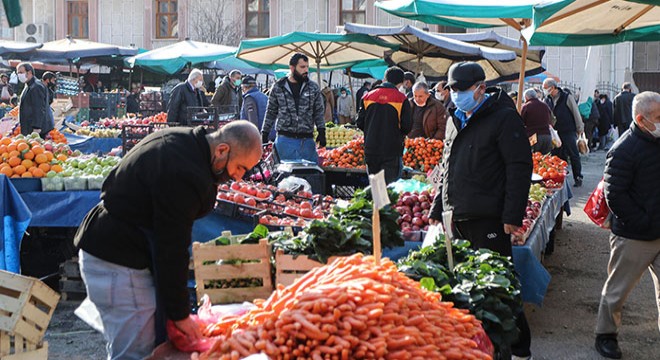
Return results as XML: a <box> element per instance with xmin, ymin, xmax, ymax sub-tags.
<box><xmin>126</xmin><ymin>93</ymin><xmax>140</xmax><ymax>114</ymax></box>
<box><xmin>596</xmin><ymin>98</ymin><xmax>614</xmax><ymax>133</ymax></box>
<box><xmin>18</xmin><ymin>77</ymin><xmax>50</xmax><ymax>135</ymax></box>
<box><xmin>430</xmin><ymin>88</ymin><xmax>532</xmax><ymax>226</ymax></box>
<box><xmin>604</xmin><ymin>122</ymin><xmax>660</xmax><ymax>241</ymax></box>
<box><xmin>167</xmin><ymin>81</ymin><xmax>210</xmax><ymax>124</ymax></box>
<box><xmin>75</xmin><ymin>127</ymin><xmax>217</xmax><ymax>321</ymax></box>
<box><xmin>356</xmin><ymin>83</ymin><xmax>413</xmax><ymax>158</ymax></box>
<box><xmin>613</xmin><ymin>91</ymin><xmax>635</xmax><ymax>129</ymax></box>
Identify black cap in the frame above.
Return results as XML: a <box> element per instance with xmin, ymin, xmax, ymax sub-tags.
<box><xmin>242</xmin><ymin>75</ymin><xmax>257</xmax><ymax>85</ymax></box>
<box><xmin>445</xmin><ymin>62</ymin><xmax>486</xmax><ymax>91</ymax></box>
<box><xmin>404</xmin><ymin>71</ymin><xmax>415</xmax><ymax>82</ymax></box>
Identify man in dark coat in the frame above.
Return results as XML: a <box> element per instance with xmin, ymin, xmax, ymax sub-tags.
<box><xmin>211</xmin><ymin>70</ymin><xmax>242</xmax><ymax>118</ymax></box>
<box><xmin>17</xmin><ymin>62</ymin><xmax>51</xmax><ymax>137</ymax></box>
<box><xmin>355</xmin><ymin>81</ymin><xmax>371</xmax><ymax>111</ymax></box>
<box><xmin>596</xmin><ymin>93</ymin><xmax>614</xmax><ymax>150</ymax></box>
<box><xmin>409</xmin><ymin>81</ymin><xmax>449</xmax><ymax>140</ymax></box>
<box><xmin>594</xmin><ymin>91</ymin><xmax>660</xmax><ymax>359</ymax></box>
<box><xmin>613</xmin><ymin>82</ymin><xmax>635</xmax><ymax>137</ymax></box>
<box><xmin>167</xmin><ymin>68</ymin><xmax>210</xmax><ymax>124</ymax></box>
<box><xmin>429</xmin><ymin>62</ymin><xmax>534</xmax><ymax>360</ymax></box>
<box><xmin>521</xmin><ymin>88</ymin><xmax>553</xmax><ymax>154</ymax></box>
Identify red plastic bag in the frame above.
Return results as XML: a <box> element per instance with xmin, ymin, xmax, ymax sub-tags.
<box><xmin>472</xmin><ymin>328</ymin><xmax>495</xmax><ymax>357</ymax></box>
<box><xmin>583</xmin><ymin>178</ymin><xmax>612</xmax><ymax>229</ymax></box>
<box><xmin>166</xmin><ymin>316</ymin><xmax>218</xmax><ymax>353</ymax></box>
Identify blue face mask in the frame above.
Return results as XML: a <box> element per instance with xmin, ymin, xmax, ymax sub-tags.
<box><xmin>451</xmin><ymin>88</ymin><xmax>479</xmax><ymax>113</ymax></box>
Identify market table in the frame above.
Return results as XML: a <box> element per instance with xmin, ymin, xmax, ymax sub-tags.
<box><xmin>0</xmin><ymin>176</ymin><xmax>32</xmax><ymax>273</ymax></box>
<box><xmin>64</xmin><ymin>133</ymin><xmax>122</xmax><ymax>154</ymax></box>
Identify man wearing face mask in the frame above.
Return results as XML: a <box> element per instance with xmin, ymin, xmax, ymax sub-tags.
<box><xmin>336</xmin><ymin>88</ymin><xmax>353</xmax><ymax>125</ymax></box>
<box><xmin>357</xmin><ymin>66</ymin><xmax>413</xmax><ymax>184</ymax></box>
<box><xmin>261</xmin><ymin>53</ymin><xmax>325</xmax><ymax>163</ymax></box>
<box><xmin>212</xmin><ymin>69</ymin><xmax>243</xmax><ymax>118</ymax></box>
<box><xmin>17</xmin><ymin>62</ymin><xmax>49</xmax><ymax>137</ymax></box>
<box><xmin>428</xmin><ymin>61</ymin><xmax>533</xmax><ymax>360</ymax></box>
<box><xmin>596</xmin><ymin>93</ymin><xmax>614</xmax><ymax>150</ymax></box>
<box><xmin>594</xmin><ymin>91</ymin><xmax>660</xmax><ymax>359</ymax></box>
<box><xmin>402</xmin><ymin>71</ymin><xmax>415</xmax><ymax>100</ymax></box>
<box><xmin>542</xmin><ymin>78</ymin><xmax>585</xmax><ymax>187</ymax></box>
<box><xmin>167</xmin><ymin>68</ymin><xmax>210</xmax><ymax>124</ymax></box>
<box><xmin>434</xmin><ymin>80</ymin><xmax>455</xmax><ymax>112</ymax></box>
<box><xmin>409</xmin><ymin>81</ymin><xmax>448</xmax><ymax>140</ymax></box>
<box><xmin>74</xmin><ymin>121</ymin><xmax>263</xmax><ymax>360</ymax></box>
<box><xmin>0</xmin><ymin>74</ymin><xmax>14</xmax><ymax>103</ymax></box>
<box><xmin>41</xmin><ymin>72</ymin><xmax>57</xmax><ymax>134</ymax></box>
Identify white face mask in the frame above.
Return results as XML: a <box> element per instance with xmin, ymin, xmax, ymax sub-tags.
<box><xmin>399</xmin><ymin>85</ymin><xmax>406</xmax><ymax>94</ymax></box>
<box><xmin>600</xmin><ymin>98</ymin><xmax>606</xmax><ymax>104</ymax></box>
<box><xmin>17</xmin><ymin>73</ymin><xmax>27</xmax><ymax>83</ymax></box>
<box><xmin>194</xmin><ymin>80</ymin><xmax>203</xmax><ymax>89</ymax></box>
<box><xmin>645</xmin><ymin>119</ymin><xmax>660</xmax><ymax>138</ymax></box>
<box><xmin>435</xmin><ymin>92</ymin><xmax>444</xmax><ymax>101</ymax></box>
<box><xmin>543</xmin><ymin>88</ymin><xmax>552</xmax><ymax>97</ymax></box>
<box><xmin>341</xmin><ymin>93</ymin><xmax>347</xmax><ymax>98</ymax></box>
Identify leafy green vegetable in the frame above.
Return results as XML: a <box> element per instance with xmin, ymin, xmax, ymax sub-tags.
<box><xmin>397</xmin><ymin>235</ymin><xmax>522</xmax><ymax>351</ymax></box>
<box><xmin>240</xmin><ymin>224</ymin><xmax>270</xmax><ymax>244</ymax></box>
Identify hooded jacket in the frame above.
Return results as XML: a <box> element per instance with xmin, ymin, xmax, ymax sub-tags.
<box><xmin>605</xmin><ymin>121</ymin><xmax>660</xmax><ymax>241</ymax></box>
<box><xmin>430</xmin><ymin>88</ymin><xmax>532</xmax><ymax>226</ymax></box>
<box><xmin>261</xmin><ymin>77</ymin><xmax>325</xmax><ymax>138</ymax></box>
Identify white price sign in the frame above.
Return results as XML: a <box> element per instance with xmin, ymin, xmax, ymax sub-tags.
<box><xmin>428</xmin><ymin>164</ymin><xmax>443</xmax><ymax>192</ymax></box>
<box><xmin>368</xmin><ymin>170</ymin><xmax>390</xmax><ymax>210</ymax></box>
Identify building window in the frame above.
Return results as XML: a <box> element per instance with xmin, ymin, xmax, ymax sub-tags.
<box><xmin>67</xmin><ymin>0</ymin><xmax>89</xmax><ymax>39</ymax></box>
<box><xmin>246</xmin><ymin>0</ymin><xmax>270</xmax><ymax>38</ymax></box>
<box><xmin>340</xmin><ymin>0</ymin><xmax>366</xmax><ymax>25</ymax></box>
<box><xmin>156</xmin><ymin>0</ymin><xmax>178</xmax><ymax>39</ymax></box>
<box><xmin>0</xmin><ymin>12</ymin><xmax>13</xmax><ymax>40</ymax></box>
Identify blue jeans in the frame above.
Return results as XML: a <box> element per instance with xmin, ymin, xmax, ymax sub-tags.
<box><xmin>275</xmin><ymin>135</ymin><xmax>319</xmax><ymax>163</ymax></box>
<box><xmin>78</xmin><ymin>250</ymin><xmax>157</xmax><ymax>360</ymax></box>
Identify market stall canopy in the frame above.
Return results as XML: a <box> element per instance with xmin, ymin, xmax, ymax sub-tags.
<box><xmin>343</xmin><ymin>23</ymin><xmax>523</xmax><ymax>82</ymax></box>
<box><xmin>522</xmin><ymin>0</ymin><xmax>660</xmax><ymax>46</ymax></box>
<box><xmin>205</xmin><ymin>56</ymin><xmax>276</xmax><ymax>76</ymax></box>
<box><xmin>125</xmin><ymin>39</ymin><xmax>236</xmax><ymax>75</ymax></box>
<box><xmin>0</xmin><ymin>40</ymin><xmax>42</xmax><ymax>57</ymax></box>
<box><xmin>439</xmin><ymin>30</ymin><xmax>546</xmax><ymax>82</ymax></box>
<box><xmin>236</xmin><ymin>31</ymin><xmax>399</xmax><ymax>76</ymax></box>
<box><xmin>375</xmin><ymin>0</ymin><xmax>571</xmax><ymax>30</ymax></box>
<box><xmin>23</xmin><ymin>37</ymin><xmax>138</xmax><ymax>63</ymax></box>
<box><xmin>347</xmin><ymin>59</ymin><xmax>390</xmax><ymax>80</ymax></box>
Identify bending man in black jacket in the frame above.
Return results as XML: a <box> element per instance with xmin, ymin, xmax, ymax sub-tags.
<box><xmin>428</xmin><ymin>62</ymin><xmax>533</xmax><ymax>360</ymax></box>
<box><xmin>74</xmin><ymin>121</ymin><xmax>263</xmax><ymax>359</ymax></box>
<box><xmin>594</xmin><ymin>91</ymin><xmax>660</xmax><ymax>359</ymax></box>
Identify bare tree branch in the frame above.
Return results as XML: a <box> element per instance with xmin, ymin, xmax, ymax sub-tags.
<box><xmin>188</xmin><ymin>1</ymin><xmax>242</xmax><ymax>46</ymax></box>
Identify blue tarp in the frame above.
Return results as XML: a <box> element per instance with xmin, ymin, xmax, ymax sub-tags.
<box><xmin>65</xmin><ymin>133</ymin><xmax>122</xmax><ymax>155</ymax></box>
<box><xmin>21</xmin><ymin>191</ymin><xmax>101</xmax><ymax>227</ymax></box>
<box><xmin>0</xmin><ymin>176</ymin><xmax>32</xmax><ymax>273</ymax></box>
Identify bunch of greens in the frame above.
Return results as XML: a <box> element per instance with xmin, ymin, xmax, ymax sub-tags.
<box><xmin>397</xmin><ymin>237</ymin><xmax>522</xmax><ymax>350</ymax></box>
<box><xmin>271</xmin><ymin>187</ymin><xmax>403</xmax><ymax>263</ymax></box>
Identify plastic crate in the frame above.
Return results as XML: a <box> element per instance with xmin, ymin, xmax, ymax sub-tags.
<box><xmin>191</xmin><ymin>239</ymin><xmax>273</xmax><ymax>305</ymax></box>
<box><xmin>63</xmin><ymin>177</ymin><xmax>87</xmax><ymax>191</ymax></box>
<box><xmin>121</xmin><ymin>124</ymin><xmax>154</xmax><ymax>154</ymax></box>
<box><xmin>185</xmin><ymin>107</ymin><xmax>219</xmax><ymax>128</ymax></box>
<box><xmin>0</xmin><ymin>270</ymin><xmax>60</xmax><ymax>344</ymax></box>
<box><xmin>40</xmin><ymin>177</ymin><xmax>64</xmax><ymax>192</ymax></box>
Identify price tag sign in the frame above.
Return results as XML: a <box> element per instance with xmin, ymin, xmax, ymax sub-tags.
<box><xmin>529</xmin><ymin>133</ymin><xmax>538</xmax><ymax>146</ymax></box>
<box><xmin>428</xmin><ymin>164</ymin><xmax>443</xmax><ymax>192</ymax></box>
<box><xmin>368</xmin><ymin>170</ymin><xmax>390</xmax><ymax>210</ymax></box>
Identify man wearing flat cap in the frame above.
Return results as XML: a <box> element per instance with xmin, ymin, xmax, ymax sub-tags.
<box><xmin>240</xmin><ymin>76</ymin><xmax>273</xmax><ymax>141</ymax></box>
<box><xmin>428</xmin><ymin>62</ymin><xmax>534</xmax><ymax>360</ymax></box>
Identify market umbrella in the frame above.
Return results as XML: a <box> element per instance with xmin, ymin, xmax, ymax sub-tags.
<box><xmin>344</xmin><ymin>23</ymin><xmax>525</xmax><ymax>82</ymax></box>
<box><xmin>205</xmin><ymin>56</ymin><xmax>276</xmax><ymax>76</ymax></box>
<box><xmin>0</xmin><ymin>40</ymin><xmax>42</xmax><ymax>57</ymax></box>
<box><xmin>236</xmin><ymin>31</ymin><xmax>399</xmax><ymax>80</ymax></box>
<box><xmin>125</xmin><ymin>39</ymin><xmax>236</xmax><ymax>75</ymax></box>
<box><xmin>374</xmin><ymin>0</ymin><xmax>571</xmax><ymax>109</ymax></box>
<box><xmin>25</xmin><ymin>36</ymin><xmax>137</xmax><ymax>61</ymax></box>
<box><xmin>522</xmin><ymin>0</ymin><xmax>660</xmax><ymax>46</ymax></box>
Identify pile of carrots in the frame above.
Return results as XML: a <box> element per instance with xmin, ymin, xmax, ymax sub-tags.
<box><xmin>200</xmin><ymin>254</ymin><xmax>491</xmax><ymax>360</ymax></box>
<box><xmin>403</xmin><ymin>137</ymin><xmax>444</xmax><ymax>172</ymax></box>
<box><xmin>319</xmin><ymin>138</ymin><xmax>366</xmax><ymax>169</ymax></box>
<box><xmin>532</xmin><ymin>152</ymin><xmax>567</xmax><ymax>182</ymax></box>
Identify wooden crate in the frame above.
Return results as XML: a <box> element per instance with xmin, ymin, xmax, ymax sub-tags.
<box><xmin>192</xmin><ymin>238</ymin><xmax>273</xmax><ymax>305</ymax></box>
<box><xmin>0</xmin><ymin>332</ymin><xmax>47</xmax><ymax>360</ymax></box>
<box><xmin>275</xmin><ymin>250</ymin><xmax>339</xmax><ymax>287</ymax></box>
<box><xmin>58</xmin><ymin>258</ymin><xmax>86</xmax><ymax>301</ymax></box>
<box><xmin>0</xmin><ymin>271</ymin><xmax>60</xmax><ymax>345</ymax></box>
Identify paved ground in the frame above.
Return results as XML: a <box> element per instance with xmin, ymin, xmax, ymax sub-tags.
<box><xmin>44</xmin><ymin>150</ymin><xmax>659</xmax><ymax>359</ymax></box>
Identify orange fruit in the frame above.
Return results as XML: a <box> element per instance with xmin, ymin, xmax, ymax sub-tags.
<box><xmin>56</xmin><ymin>154</ymin><xmax>67</xmax><ymax>162</ymax></box>
<box><xmin>31</xmin><ymin>168</ymin><xmax>45</xmax><ymax>178</ymax></box>
<box><xmin>8</xmin><ymin>156</ymin><xmax>21</xmax><ymax>167</ymax></box>
<box><xmin>31</xmin><ymin>146</ymin><xmax>44</xmax><ymax>155</ymax></box>
<box><xmin>34</xmin><ymin>153</ymin><xmax>47</xmax><ymax>164</ymax></box>
<box><xmin>16</xmin><ymin>142</ymin><xmax>29</xmax><ymax>152</ymax></box>
<box><xmin>0</xmin><ymin>145</ymin><xmax>6</xmax><ymax>154</ymax></box>
<box><xmin>0</xmin><ymin>167</ymin><xmax>12</xmax><ymax>177</ymax></box>
<box><xmin>8</xmin><ymin>150</ymin><xmax>20</xmax><ymax>158</ymax></box>
<box><xmin>0</xmin><ymin>138</ymin><xmax>10</xmax><ymax>146</ymax></box>
<box><xmin>23</xmin><ymin>150</ymin><xmax>34</xmax><ymax>160</ymax></box>
<box><xmin>46</xmin><ymin>152</ymin><xmax>55</xmax><ymax>161</ymax></box>
<box><xmin>7</xmin><ymin>143</ymin><xmax>16</xmax><ymax>152</ymax></box>
<box><xmin>13</xmin><ymin>165</ymin><xmax>26</xmax><ymax>175</ymax></box>
<box><xmin>10</xmin><ymin>174</ymin><xmax>19</xmax><ymax>178</ymax></box>
<box><xmin>21</xmin><ymin>159</ymin><xmax>33</xmax><ymax>169</ymax></box>
<box><xmin>21</xmin><ymin>171</ymin><xmax>33</xmax><ymax>178</ymax></box>
<box><xmin>51</xmin><ymin>164</ymin><xmax>63</xmax><ymax>173</ymax></box>
<box><xmin>38</xmin><ymin>163</ymin><xmax>50</xmax><ymax>172</ymax></box>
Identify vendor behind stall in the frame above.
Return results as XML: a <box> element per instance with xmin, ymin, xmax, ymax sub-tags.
<box><xmin>74</xmin><ymin>121</ymin><xmax>263</xmax><ymax>360</ymax></box>
<box><xmin>17</xmin><ymin>62</ymin><xmax>51</xmax><ymax>138</ymax></box>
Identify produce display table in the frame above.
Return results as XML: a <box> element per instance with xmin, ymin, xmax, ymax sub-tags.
<box><xmin>512</xmin><ymin>183</ymin><xmax>571</xmax><ymax>305</ymax></box>
<box><xmin>20</xmin><ymin>191</ymin><xmax>101</xmax><ymax>227</ymax></box>
<box><xmin>64</xmin><ymin>133</ymin><xmax>122</xmax><ymax>154</ymax></box>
